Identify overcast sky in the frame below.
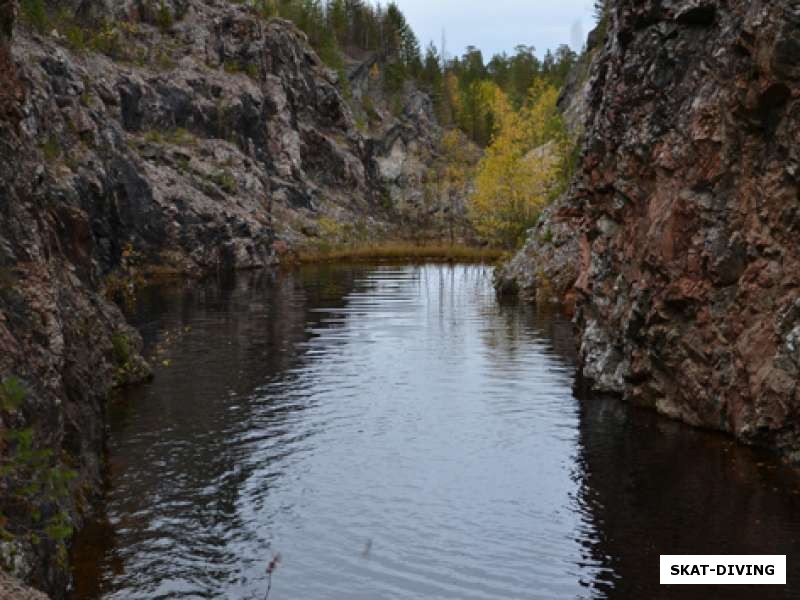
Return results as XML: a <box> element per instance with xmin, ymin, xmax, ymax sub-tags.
<box><xmin>393</xmin><ymin>0</ymin><xmax>598</xmax><ymax>60</ymax></box>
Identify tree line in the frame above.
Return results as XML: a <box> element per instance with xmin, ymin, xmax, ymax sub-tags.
<box><xmin>252</xmin><ymin>0</ymin><xmax>583</xmax><ymax>248</ymax></box>
<box><xmin>253</xmin><ymin>0</ymin><xmax>422</xmax><ymax>80</ymax></box>
<box><xmin>251</xmin><ymin>1</ymin><xmax>579</xmax><ymax>148</ymax></box>
<box><xmin>418</xmin><ymin>43</ymin><xmax>578</xmax><ymax>147</ymax></box>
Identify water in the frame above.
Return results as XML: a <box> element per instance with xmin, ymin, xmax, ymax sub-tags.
<box><xmin>71</xmin><ymin>264</ymin><xmax>800</xmax><ymax>599</ymax></box>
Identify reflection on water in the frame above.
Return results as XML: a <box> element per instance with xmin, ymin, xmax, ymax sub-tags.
<box><xmin>70</xmin><ymin>264</ymin><xmax>800</xmax><ymax>599</ymax></box>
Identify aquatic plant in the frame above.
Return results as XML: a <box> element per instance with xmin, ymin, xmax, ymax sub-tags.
<box><xmin>264</xmin><ymin>552</ymin><xmax>281</xmax><ymax>600</ymax></box>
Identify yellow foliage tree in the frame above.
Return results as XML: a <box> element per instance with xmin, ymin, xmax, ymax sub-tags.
<box><xmin>469</xmin><ymin>81</ymin><xmax>568</xmax><ymax>248</ymax></box>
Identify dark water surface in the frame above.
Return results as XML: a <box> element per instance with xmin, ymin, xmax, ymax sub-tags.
<box><xmin>71</xmin><ymin>264</ymin><xmax>800</xmax><ymax>599</ymax></box>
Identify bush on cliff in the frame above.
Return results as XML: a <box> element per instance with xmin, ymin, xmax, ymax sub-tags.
<box><xmin>0</xmin><ymin>379</ymin><xmax>76</xmax><ymax>571</ymax></box>
<box><xmin>469</xmin><ymin>81</ymin><xmax>573</xmax><ymax>248</ymax></box>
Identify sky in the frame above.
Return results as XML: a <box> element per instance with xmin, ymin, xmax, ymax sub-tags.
<box><xmin>393</xmin><ymin>0</ymin><xmax>598</xmax><ymax>60</ymax></box>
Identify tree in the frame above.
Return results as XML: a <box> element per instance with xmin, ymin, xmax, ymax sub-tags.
<box><xmin>432</xmin><ymin>130</ymin><xmax>480</xmax><ymax>242</ymax></box>
<box><xmin>421</xmin><ymin>42</ymin><xmax>444</xmax><ymax>114</ymax></box>
<box><xmin>327</xmin><ymin>0</ymin><xmax>348</xmax><ymax>46</ymax></box>
<box><xmin>469</xmin><ymin>83</ymin><xmax>566</xmax><ymax>248</ymax></box>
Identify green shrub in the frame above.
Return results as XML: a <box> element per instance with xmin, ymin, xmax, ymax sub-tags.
<box><xmin>211</xmin><ymin>170</ymin><xmax>238</xmax><ymax>194</ymax></box>
<box><xmin>223</xmin><ymin>60</ymin><xmax>260</xmax><ymax>80</ymax></box>
<box><xmin>223</xmin><ymin>60</ymin><xmax>242</xmax><ymax>75</ymax></box>
<box><xmin>154</xmin><ymin>48</ymin><xmax>176</xmax><ymax>70</ymax></box>
<box><xmin>245</xmin><ymin>63</ymin><xmax>260</xmax><ymax>80</ymax></box>
<box><xmin>156</xmin><ymin>0</ymin><xmax>173</xmax><ymax>32</ymax></box>
<box><xmin>19</xmin><ymin>0</ymin><xmax>49</xmax><ymax>33</ymax></box>
<box><xmin>0</xmin><ymin>428</ymin><xmax>77</xmax><ymax>564</ymax></box>
<box><xmin>88</xmin><ymin>25</ymin><xmax>123</xmax><ymax>58</ymax></box>
<box><xmin>362</xmin><ymin>95</ymin><xmax>379</xmax><ymax>122</ymax></box>
<box><xmin>63</xmin><ymin>24</ymin><xmax>88</xmax><ymax>51</ymax></box>
<box><xmin>110</xmin><ymin>332</ymin><xmax>132</xmax><ymax>367</ymax></box>
<box><xmin>0</xmin><ymin>380</ymin><xmax>77</xmax><ymax>567</ymax></box>
<box><xmin>0</xmin><ymin>377</ymin><xmax>26</xmax><ymax>412</ymax></box>
<box><xmin>143</xmin><ymin>129</ymin><xmax>164</xmax><ymax>144</ymax></box>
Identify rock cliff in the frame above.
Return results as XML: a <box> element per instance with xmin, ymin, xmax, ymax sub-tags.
<box><xmin>502</xmin><ymin>0</ymin><xmax>800</xmax><ymax>459</ymax></box>
<box><xmin>0</xmin><ymin>1</ymin><xmax>442</xmax><ymax>595</ymax></box>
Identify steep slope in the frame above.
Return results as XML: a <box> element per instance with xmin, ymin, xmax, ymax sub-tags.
<box><xmin>0</xmin><ymin>1</ymin><xmax>442</xmax><ymax>595</ymax></box>
<box><xmin>502</xmin><ymin>0</ymin><xmax>800</xmax><ymax>458</ymax></box>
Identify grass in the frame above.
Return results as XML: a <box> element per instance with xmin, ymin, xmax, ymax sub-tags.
<box><xmin>224</xmin><ymin>60</ymin><xmax>260</xmax><ymax>80</ymax></box>
<box><xmin>294</xmin><ymin>241</ymin><xmax>504</xmax><ymax>265</ymax></box>
<box><xmin>210</xmin><ymin>169</ymin><xmax>238</xmax><ymax>194</ymax></box>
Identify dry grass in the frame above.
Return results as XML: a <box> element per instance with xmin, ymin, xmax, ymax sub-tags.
<box><xmin>294</xmin><ymin>241</ymin><xmax>505</xmax><ymax>264</ymax></box>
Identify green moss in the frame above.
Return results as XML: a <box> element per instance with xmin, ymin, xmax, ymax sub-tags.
<box><xmin>245</xmin><ymin>62</ymin><xmax>260</xmax><ymax>80</ymax></box>
<box><xmin>354</xmin><ymin>113</ymin><xmax>367</xmax><ymax>132</ymax></box>
<box><xmin>142</xmin><ymin>127</ymin><xmax>194</xmax><ymax>146</ymax></box>
<box><xmin>79</xmin><ymin>78</ymin><xmax>93</xmax><ymax>107</ymax></box>
<box><xmin>0</xmin><ymin>377</ymin><xmax>26</xmax><ymax>412</ymax></box>
<box><xmin>109</xmin><ymin>330</ymin><xmax>148</xmax><ymax>385</ymax></box>
<box><xmin>223</xmin><ymin>60</ymin><xmax>259</xmax><ymax>80</ymax></box>
<box><xmin>111</xmin><ymin>332</ymin><xmax>132</xmax><ymax>367</ymax></box>
<box><xmin>41</xmin><ymin>136</ymin><xmax>62</xmax><ymax>162</ymax></box>
<box><xmin>0</xmin><ymin>266</ymin><xmax>16</xmax><ymax>293</ymax></box>
<box><xmin>224</xmin><ymin>60</ymin><xmax>242</xmax><ymax>75</ymax></box>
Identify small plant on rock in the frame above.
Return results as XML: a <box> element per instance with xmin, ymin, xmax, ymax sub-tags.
<box><xmin>211</xmin><ymin>170</ymin><xmax>238</xmax><ymax>194</ymax></box>
<box><xmin>156</xmin><ymin>0</ymin><xmax>173</xmax><ymax>33</ymax></box>
<box><xmin>41</xmin><ymin>136</ymin><xmax>62</xmax><ymax>162</ymax></box>
<box><xmin>0</xmin><ymin>380</ymin><xmax>77</xmax><ymax>569</ymax></box>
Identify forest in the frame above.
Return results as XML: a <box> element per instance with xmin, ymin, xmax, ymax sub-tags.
<box><xmin>253</xmin><ymin>0</ymin><xmax>582</xmax><ymax>248</ymax></box>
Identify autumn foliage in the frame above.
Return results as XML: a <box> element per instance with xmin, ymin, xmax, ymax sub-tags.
<box><xmin>468</xmin><ymin>81</ymin><xmax>573</xmax><ymax>248</ymax></box>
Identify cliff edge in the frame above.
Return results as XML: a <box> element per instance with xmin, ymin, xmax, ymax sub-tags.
<box><xmin>502</xmin><ymin>0</ymin><xmax>800</xmax><ymax>458</ymax></box>
<box><xmin>0</xmin><ymin>1</ymin><xmax>442</xmax><ymax>595</ymax></box>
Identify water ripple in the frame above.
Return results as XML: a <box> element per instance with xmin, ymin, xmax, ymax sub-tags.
<box><xmin>71</xmin><ymin>264</ymin><xmax>800</xmax><ymax>600</ymax></box>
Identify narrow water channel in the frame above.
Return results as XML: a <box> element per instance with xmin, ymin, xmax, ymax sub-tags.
<box><xmin>71</xmin><ymin>264</ymin><xmax>800</xmax><ymax>599</ymax></box>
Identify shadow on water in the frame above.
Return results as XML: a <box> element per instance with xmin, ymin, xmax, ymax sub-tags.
<box><xmin>70</xmin><ymin>264</ymin><xmax>800</xmax><ymax>599</ymax></box>
<box><xmin>575</xmin><ymin>386</ymin><xmax>800</xmax><ymax>599</ymax></box>
<box><xmin>72</xmin><ymin>266</ymin><xmax>368</xmax><ymax>599</ymax></box>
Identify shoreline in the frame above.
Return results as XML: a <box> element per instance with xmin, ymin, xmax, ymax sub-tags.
<box><xmin>290</xmin><ymin>241</ymin><xmax>506</xmax><ymax>265</ymax></box>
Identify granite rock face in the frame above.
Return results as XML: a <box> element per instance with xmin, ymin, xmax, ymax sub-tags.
<box><xmin>504</xmin><ymin>0</ymin><xmax>800</xmax><ymax>458</ymax></box>
<box><xmin>0</xmin><ymin>571</ymin><xmax>49</xmax><ymax>600</ymax></box>
<box><xmin>0</xmin><ymin>1</ymin><xmax>441</xmax><ymax>595</ymax></box>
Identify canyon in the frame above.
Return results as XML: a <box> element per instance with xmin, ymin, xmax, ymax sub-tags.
<box><xmin>0</xmin><ymin>0</ymin><xmax>799</xmax><ymax>597</ymax></box>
